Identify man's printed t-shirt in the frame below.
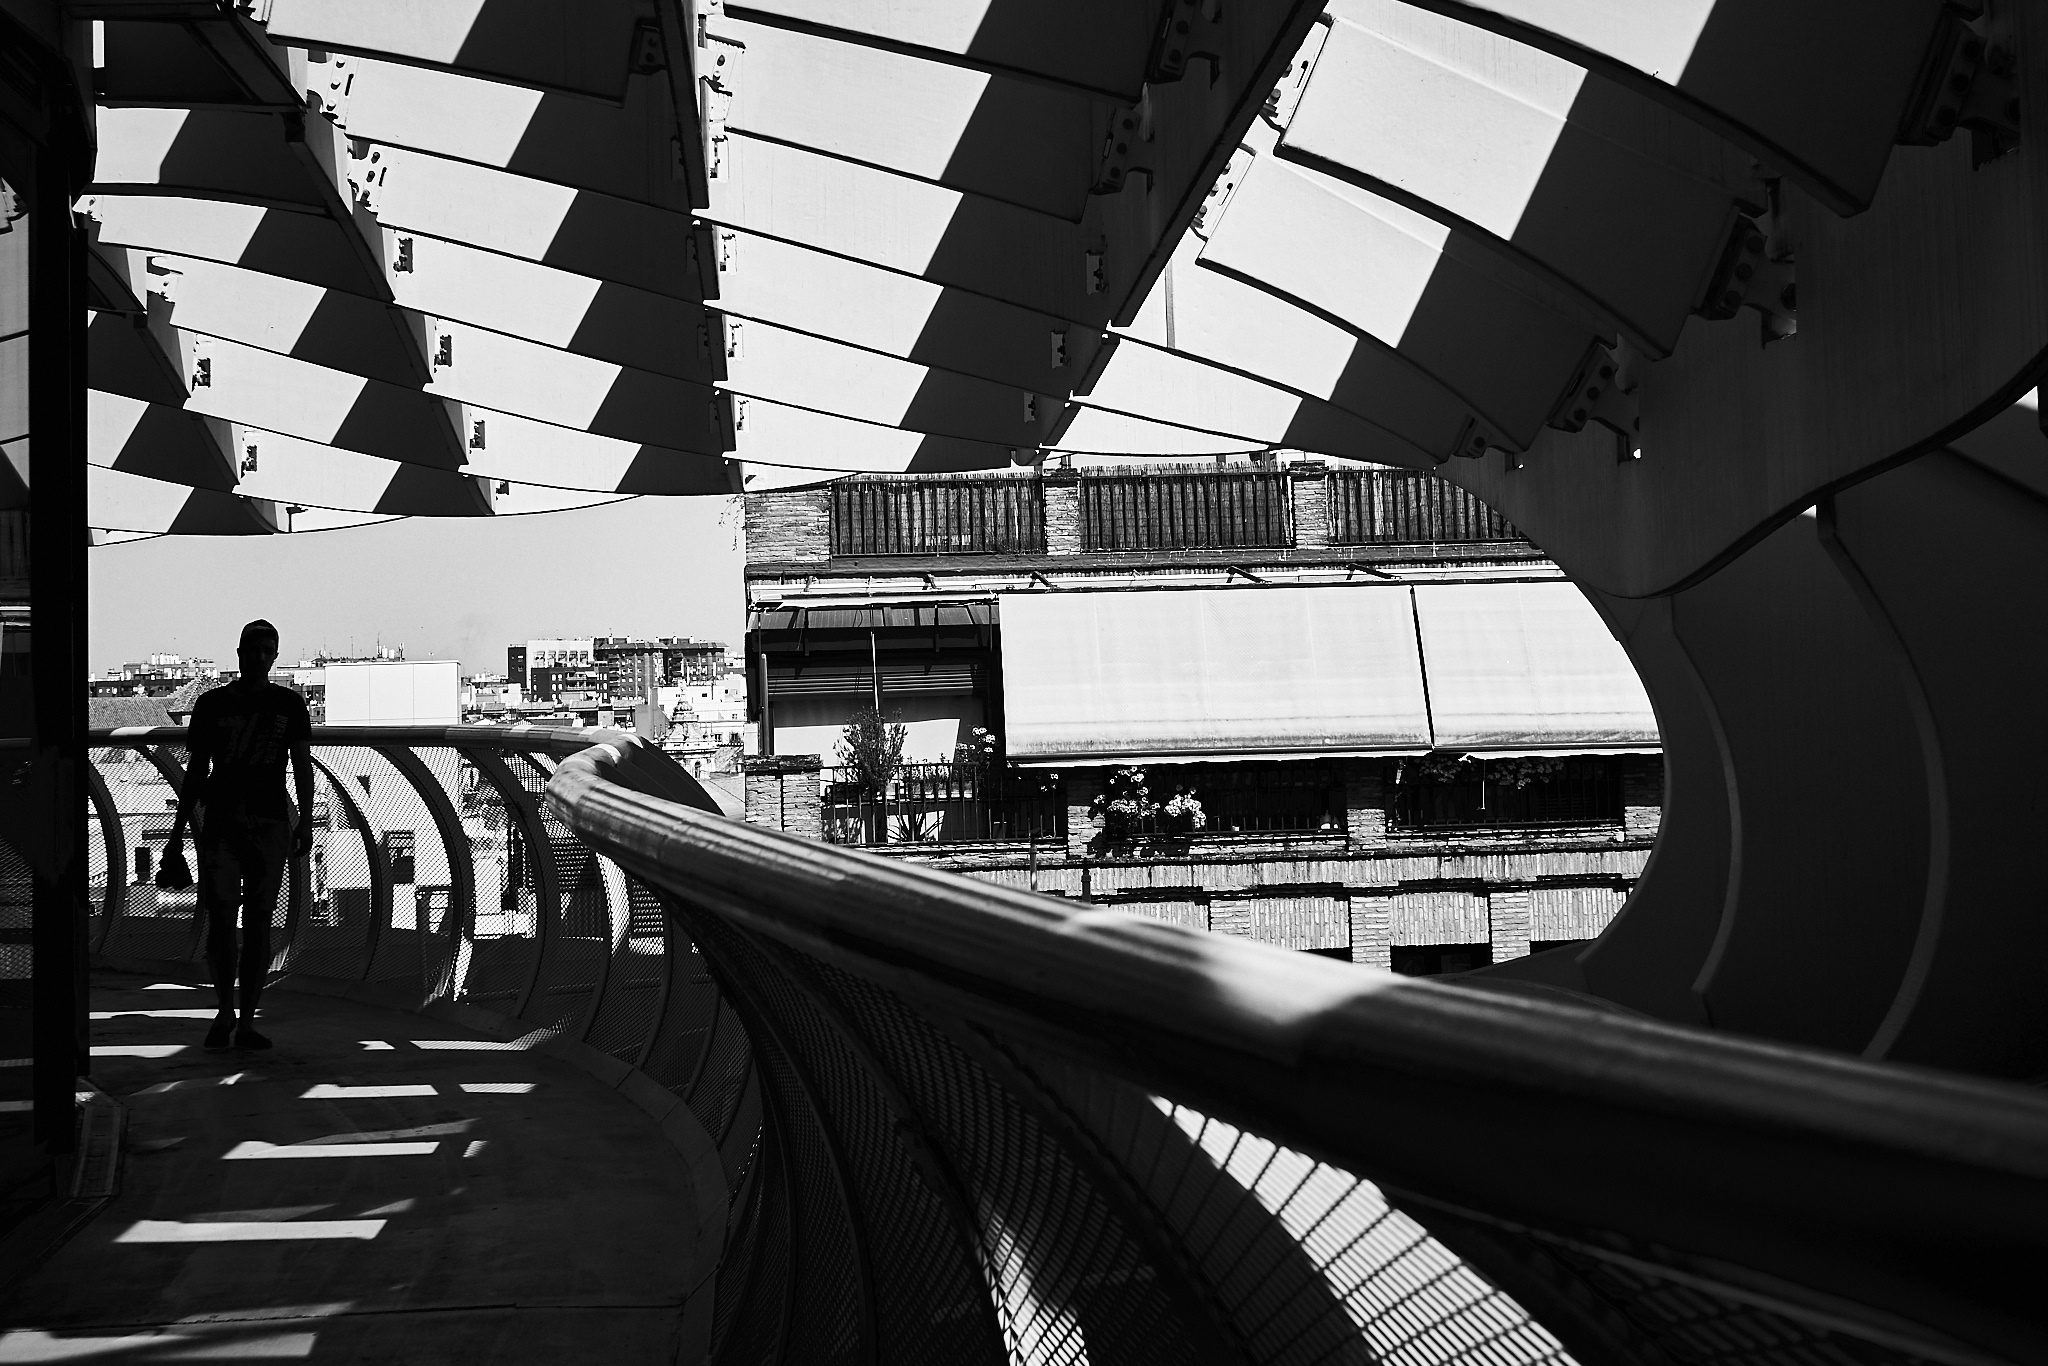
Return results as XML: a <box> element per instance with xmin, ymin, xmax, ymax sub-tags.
<box><xmin>188</xmin><ymin>681</ymin><xmax>311</xmax><ymax>824</ymax></box>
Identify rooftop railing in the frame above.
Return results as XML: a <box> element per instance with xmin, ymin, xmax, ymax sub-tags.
<box><xmin>80</xmin><ymin>728</ymin><xmax>2048</xmax><ymax>1366</ymax></box>
<box><xmin>1327</xmin><ymin>469</ymin><xmax>1525</xmax><ymax>545</ymax></box>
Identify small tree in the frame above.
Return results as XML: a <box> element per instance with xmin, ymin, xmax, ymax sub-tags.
<box><xmin>836</xmin><ymin>705</ymin><xmax>908</xmax><ymax>795</ymax></box>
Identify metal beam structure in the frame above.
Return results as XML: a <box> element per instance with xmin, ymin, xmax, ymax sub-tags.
<box><xmin>55</xmin><ymin>0</ymin><xmax>1338</xmax><ymax>534</ymax></box>
<box><xmin>9</xmin><ymin>3</ymin><xmax>2048</xmax><ymax>1360</ymax></box>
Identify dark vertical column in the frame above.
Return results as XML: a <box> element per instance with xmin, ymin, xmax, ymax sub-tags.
<box><xmin>24</xmin><ymin>41</ymin><xmax>90</xmax><ymax>1149</ymax></box>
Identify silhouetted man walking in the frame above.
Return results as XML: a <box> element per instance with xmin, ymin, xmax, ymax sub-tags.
<box><xmin>165</xmin><ymin>620</ymin><xmax>314</xmax><ymax>1050</ymax></box>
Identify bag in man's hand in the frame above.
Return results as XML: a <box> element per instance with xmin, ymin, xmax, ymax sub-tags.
<box><xmin>155</xmin><ymin>845</ymin><xmax>193</xmax><ymax>891</ymax></box>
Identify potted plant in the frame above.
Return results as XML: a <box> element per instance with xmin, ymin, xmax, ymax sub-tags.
<box><xmin>836</xmin><ymin>706</ymin><xmax>907</xmax><ymax>843</ymax></box>
<box><xmin>1089</xmin><ymin>768</ymin><xmax>1206</xmax><ymax>850</ymax></box>
<box><xmin>1090</xmin><ymin>766</ymin><xmax>1157</xmax><ymax>841</ymax></box>
<box><xmin>1160</xmin><ymin>789</ymin><xmax>1207</xmax><ymax>836</ymax></box>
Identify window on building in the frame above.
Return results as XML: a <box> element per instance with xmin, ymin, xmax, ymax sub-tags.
<box><xmin>419</xmin><ymin>886</ymin><xmax>453</xmax><ymax>935</ymax></box>
<box><xmin>1388</xmin><ymin>756</ymin><xmax>1622</xmax><ymax>831</ymax></box>
<box><xmin>1327</xmin><ymin>468</ymin><xmax>1523</xmax><ymax>544</ymax></box>
<box><xmin>1081</xmin><ymin>468</ymin><xmax>1293</xmax><ymax>551</ymax></box>
<box><xmin>384</xmin><ymin>830</ymin><xmax>416</xmax><ymax>884</ymax></box>
<box><xmin>831</xmin><ymin>477</ymin><xmax>1044</xmax><ymax>556</ymax></box>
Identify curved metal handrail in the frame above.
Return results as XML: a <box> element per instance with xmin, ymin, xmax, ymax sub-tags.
<box><xmin>548</xmin><ymin>739</ymin><xmax>2048</xmax><ymax>1366</ymax></box>
<box><xmin>94</xmin><ymin>724</ymin><xmax>719</xmax><ymax>802</ymax></box>
<box><xmin>75</xmin><ymin>725</ymin><xmax>2048</xmax><ymax>1364</ymax></box>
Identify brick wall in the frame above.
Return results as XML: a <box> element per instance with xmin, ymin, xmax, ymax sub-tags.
<box><xmin>1344</xmin><ymin>760</ymin><xmax>1386</xmax><ymax>850</ymax></box>
<box><xmin>1292</xmin><ymin>464</ymin><xmax>1330</xmax><ymax>550</ymax></box>
<box><xmin>954</xmin><ymin>851</ymin><xmax>1639</xmax><ymax>965</ymax></box>
<box><xmin>743</xmin><ymin>754</ymin><xmax>823</xmax><ymax>838</ymax></box>
<box><xmin>1348</xmin><ymin>894</ymin><xmax>1392</xmax><ymax>968</ymax></box>
<box><xmin>1043</xmin><ymin>477</ymin><xmax>1081</xmax><ymax>555</ymax></box>
<box><xmin>1245</xmin><ymin>891</ymin><xmax>1348</xmax><ymax>949</ymax></box>
<box><xmin>1390</xmin><ymin>889</ymin><xmax>1489</xmax><ymax>944</ymax></box>
<box><xmin>1531</xmin><ymin>884</ymin><xmax>1626</xmax><ymax>940</ymax></box>
<box><xmin>1065</xmin><ymin>768</ymin><xmax>1105</xmax><ymax>856</ymax></box>
<box><xmin>1113</xmin><ymin>898</ymin><xmax>1208</xmax><ymax>931</ymax></box>
<box><xmin>1488</xmin><ymin>887</ymin><xmax>1532</xmax><ymax>962</ymax></box>
<box><xmin>744</xmin><ymin>488</ymin><xmax>830</xmax><ymax>564</ymax></box>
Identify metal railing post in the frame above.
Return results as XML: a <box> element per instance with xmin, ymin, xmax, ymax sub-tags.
<box><xmin>378</xmin><ymin>745</ymin><xmax>476</xmax><ymax>1005</ymax></box>
<box><xmin>463</xmin><ymin>748</ymin><xmax>559</xmax><ymax>1022</ymax></box>
<box><xmin>574</xmin><ymin>854</ymin><xmax>631</xmax><ymax>1044</ymax></box>
<box><xmin>309</xmin><ymin>754</ymin><xmax>389</xmax><ymax>982</ymax></box>
<box><xmin>81</xmin><ymin>755</ymin><xmax>125</xmax><ymax>957</ymax></box>
<box><xmin>611</xmin><ymin>874</ymin><xmax>673</xmax><ymax>1072</ymax></box>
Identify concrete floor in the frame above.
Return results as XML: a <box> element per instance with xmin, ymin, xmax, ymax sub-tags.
<box><xmin>0</xmin><ymin>972</ymin><xmax>705</xmax><ymax>1362</ymax></box>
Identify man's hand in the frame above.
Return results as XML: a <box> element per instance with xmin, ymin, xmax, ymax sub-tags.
<box><xmin>155</xmin><ymin>837</ymin><xmax>194</xmax><ymax>891</ymax></box>
<box><xmin>293</xmin><ymin>818</ymin><xmax>313</xmax><ymax>860</ymax></box>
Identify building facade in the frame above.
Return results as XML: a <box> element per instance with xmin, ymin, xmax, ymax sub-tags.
<box><xmin>743</xmin><ymin>461</ymin><xmax>1663</xmax><ymax>976</ymax></box>
<box><xmin>594</xmin><ymin>636</ymin><xmax>727</xmax><ymax>702</ymax></box>
<box><xmin>510</xmin><ymin>639</ymin><xmax>593</xmax><ymax>690</ymax></box>
<box><xmin>87</xmin><ymin>653</ymin><xmax>221</xmax><ymax>695</ymax></box>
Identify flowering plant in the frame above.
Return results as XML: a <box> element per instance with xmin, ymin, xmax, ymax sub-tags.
<box><xmin>1161</xmin><ymin>791</ymin><xmax>1207</xmax><ymax>834</ymax></box>
<box><xmin>952</xmin><ymin>726</ymin><xmax>998</xmax><ymax>778</ymax></box>
<box><xmin>1089</xmin><ymin>766</ymin><xmax>1155</xmax><ymax>837</ymax></box>
<box><xmin>1089</xmin><ymin>767</ymin><xmax>1206</xmax><ymax>838</ymax></box>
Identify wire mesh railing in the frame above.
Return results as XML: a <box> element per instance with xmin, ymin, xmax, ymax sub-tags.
<box><xmin>80</xmin><ymin>727</ymin><xmax>2048</xmax><ymax>1366</ymax></box>
<box><xmin>550</xmin><ymin>737</ymin><xmax>2048</xmax><ymax>1366</ymax></box>
<box><xmin>82</xmin><ymin>724</ymin><xmax>764</xmax><ymax>1340</ymax></box>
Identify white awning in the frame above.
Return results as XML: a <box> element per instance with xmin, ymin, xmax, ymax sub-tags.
<box><xmin>1414</xmin><ymin>582</ymin><xmax>1658</xmax><ymax>753</ymax></box>
<box><xmin>999</xmin><ymin>581</ymin><xmax>1657</xmax><ymax>765</ymax></box>
<box><xmin>1001</xmin><ymin>585</ymin><xmax>1432</xmax><ymax>763</ymax></box>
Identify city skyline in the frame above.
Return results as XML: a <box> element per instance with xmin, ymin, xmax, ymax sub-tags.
<box><xmin>88</xmin><ymin>496</ymin><xmax>746</xmax><ymax>678</ymax></box>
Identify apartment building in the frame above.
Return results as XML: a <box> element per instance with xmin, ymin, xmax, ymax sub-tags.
<box><xmin>742</xmin><ymin>461</ymin><xmax>1661</xmax><ymax>975</ymax></box>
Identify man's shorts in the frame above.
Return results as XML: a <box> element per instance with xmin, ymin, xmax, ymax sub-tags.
<box><xmin>197</xmin><ymin>817</ymin><xmax>292</xmax><ymax>921</ymax></box>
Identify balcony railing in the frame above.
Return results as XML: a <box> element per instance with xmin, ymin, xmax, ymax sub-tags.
<box><xmin>1328</xmin><ymin>468</ymin><xmax>1523</xmax><ymax>544</ymax></box>
<box><xmin>76</xmin><ymin>727</ymin><xmax>2048</xmax><ymax>1366</ymax></box>
<box><xmin>830</xmin><ymin>476</ymin><xmax>1044</xmax><ymax>556</ymax></box>
<box><xmin>1388</xmin><ymin>756</ymin><xmax>1622</xmax><ymax>831</ymax></box>
<box><xmin>822</xmin><ymin>762</ymin><xmax>1064</xmax><ymax>846</ymax></box>
<box><xmin>1098</xmin><ymin>762</ymin><xmax>1348</xmax><ymax>838</ymax></box>
<box><xmin>1081</xmin><ymin>468</ymin><xmax>1294</xmax><ymax>551</ymax></box>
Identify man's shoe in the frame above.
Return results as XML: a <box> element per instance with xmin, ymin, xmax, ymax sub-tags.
<box><xmin>233</xmin><ymin>1023</ymin><xmax>272</xmax><ymax>1051</ymax></box>
<box><xmin>204</xmin><ymin>1015</ymin><xmax>235</xmax><ymax>1051</ymax></box>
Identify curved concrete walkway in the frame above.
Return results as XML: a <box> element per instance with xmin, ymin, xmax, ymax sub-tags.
<box><xmin>0</xmin><ymin>971</ymin><xmax>706</xmax><ymax>1363</ymax></box>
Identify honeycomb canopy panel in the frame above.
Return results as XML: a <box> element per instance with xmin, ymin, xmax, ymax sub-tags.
<box><xmin>83</xmin><ymin>0</ymin><xmax>1332</xmax><ymax>538</ymax></box>
<box><xmin>1388</xmin><ymin>0</ymin><xmax>1950</xmax><ymax>214</ymax></box>
<box><xmin>1280</xmin><ymin>3</ymin><xmax>1751</xmax><ymax>358</ymax></box>
<box><xmin>80</xmin><ymin>1</ymin><xmax>2005</xmax><ymax>538</ymax></box>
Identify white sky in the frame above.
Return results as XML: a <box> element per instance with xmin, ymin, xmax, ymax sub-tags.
<box><xmin>88</xmin><ymin>495</ymin><xmax>747</xmax><ymax>676</ymax></box>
